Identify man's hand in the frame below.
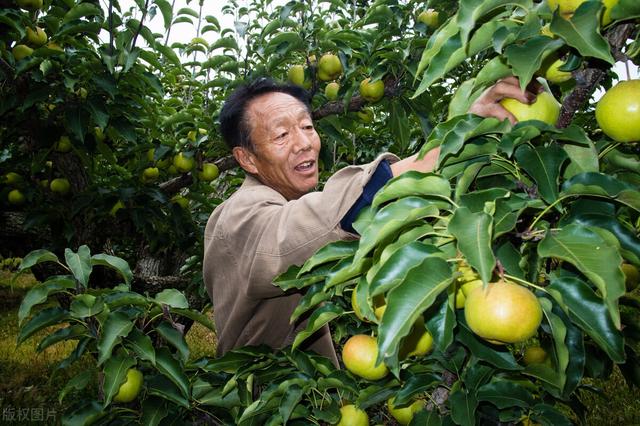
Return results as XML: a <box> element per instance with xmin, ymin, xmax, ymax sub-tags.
<box><xmin>468</xmin><ymin>77</ymin><xmax>544</xmax><ymax>124</ymax></box>
<box><xmin>390</xmin><ymin>77</ymin><xmax>544</xmax><ymax>177</ymax></box>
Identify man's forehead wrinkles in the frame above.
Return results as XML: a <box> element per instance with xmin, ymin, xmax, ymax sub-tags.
<box><xmin>252</xmin><ymin>103</ymin><xmax>309</xmax><ymax>128</ymax></box>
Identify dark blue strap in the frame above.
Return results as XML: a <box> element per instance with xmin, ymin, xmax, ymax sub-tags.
<box><xmin>340</xmin><ymin>160</ymin><xmax>393</xmax><ymax>234</ymax></box>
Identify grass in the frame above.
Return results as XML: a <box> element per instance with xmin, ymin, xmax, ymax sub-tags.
<box><xmin>0</xmin><ymin>270</ymin><xmax>218</xmax><ymax>424</ymax></box>
<box><xmin>1</xmin><ymin>270</ymin><xmax>639</xmax><ymax>425</ymax></box>
<box><xmin>0</xmin><ymin>271</ymin><xmax>94</xmax><ymax>425</ymax></box>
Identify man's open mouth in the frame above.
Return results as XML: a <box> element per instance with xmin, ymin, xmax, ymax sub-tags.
<box><xmin>294</xmin><ymin>160</ymin><xmax>315</xmax><ymax>172</ymax></box>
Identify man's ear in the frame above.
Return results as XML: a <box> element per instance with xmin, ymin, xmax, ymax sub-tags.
<box><xmin>232</xmin><ymin>146</ymin><xmax>258</xmax><ymax>175</ymax></box>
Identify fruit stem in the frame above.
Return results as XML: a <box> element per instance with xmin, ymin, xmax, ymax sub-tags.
<box><xmin>443</xmin><ymin>196</ymin><xmax>459</xmax><ymax>208</ymax></box>
<box><xmin>503</xmin><ymin>273</ymin><xmax>547</xmax><ymax>293</ymax></box>
<box><xmin>527</xmin><ymin>195</ymin><xmax>569</xmax><ymax>231</ymax></box>
<box><xmin>625</xmin><ymin>61</ymin><xmax>631</xmax><ymax>81</ymax></box>
<box><xmin>598</xmin><ymin>141</ymin><xmax>621</xmax><ymax>159</ymax></box>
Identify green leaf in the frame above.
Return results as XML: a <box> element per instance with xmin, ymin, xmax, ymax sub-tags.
<box><xmin>37</xmin><ymin>324</ymin><xmax>86</xmax><ymax>353</ymax></box>
<box><xmin>515</xmin><ymin>144</ymin><xmax>568</xmax><ymax>205</ymax></box>
<box><xmin>171</xmin><ymin>307</ymin><xmax>216</xmax><ymax>332</ymax></box>
<box><xmin>449</xmin><ymin>388</ymin><xmax>477</xmax><ymax>426</ymax></box>
<box><xmin>448</xmin><ymin>207</ymin><xmax>495</xmax><ymax>285</ymax></box>
<box><xmin>474</xmin><ymin>56</ymin><xmax>512</xmax><ymax>89</ymax></box>
<box><xmin>265</xmin><ymin>32</ymin><xmax>304</xmax><ymax>55</ymax></box>
<box><xmin>279</xmin><ymin>384</ymin><xmax>305</xmax><ymax>424</ymax></box>
<box><xmin>91</xmin><ymin>254</ymin><xmax>133</xmax><ymax>285</ymax></box>
<box><xmin>548</xmin><ymin>276</ymin><xmax>624</xmax><ymax>362</ymax></box>
<box><xmin>370</xmin><ymin>241</ymin><xmax>441</xmax><ymax>297</ymax></box>
<box><xmin>538</xmin><ymin>223</ymin><xmax>626</xmax><ymax>328</ymax></box>
<box><xmin>457</xmin><ymin>325</ymin><xmax>522</xmax><ymax>370</ymax></box>
<box><xmin>550</xmin><ymin>1</ymin><xmax>614</xmax><ymax>64</ymax></box>
<box><xmin>102</xmin><ymin>351</ymin><xmax>136</xmax><ymax>407</ymax></box>
<box><xmin>425</xmin><ymin>293</ymin><xmax>456</xmax><ymax>351</ymax></box>
<box><xmin>59</xmin><ymin>370</ymin><xmax>93</xmax><ymax>403</ymax></box>
<box><xmin>154</xmin><ymin>288</ymin><xmax>189</xmax><ymax>308</ymax></box>
<box><xmin>18</xmin><ymin>249</ymin><xmax>59</xmax><ymax>271</ymax></box>
<box><xmin>354</xmin><ymin>197</ymin><xmax>440</xmax><ymax>263</ymax></box>
<box><xmin>417</xmin><ymin>19</ymin><xmax>510</xmax><ymax>96</ymax></box>
<box><xmin>146</xmin><ymin>375</ymin><xmax>190</xmax><ymax>408</ymax></box>
<box><xmin>154</xmin><ymin>0</ymin><xmax>173</xmax><ymax>29</ymax></box>
<box><xmin>62</xmin><ymin>401</ymin><xmax>105</xmax><ymax>426</ymax></box>
<box><xmin>505</xmin><ymin>36</ymin><xmax>564</xmax><ymax>90</ymax></box>
<box><xmin>530</xmin><ymin>403</ymin><xmax>573</xmax><ymax>426</ymax></box>
<box><xmin>156</xmin><ymin>44</ymin><xmax>181</xmax><ymax>66</ymax></box>
<box><xmin>540</xmin><ymin>297</ymin><xmax>569</xmax><ymax>390</ymax></box>
<box><xmin>556</xmin><ymin>126</ymin><xmax>599</xmax><ymax>178</ymax></box>
<box><xmin>356</xmin><ymin>384</ymin><xmax>399</xmax><ymax>410</ymax></box>
<box><xmin>292</xmin><ymin>304</ymin><xmax>343</xmax><ymax>350</ymax></box>
<box><xmin>63</xmin><ymin>2</ymin><xmax>103</xmax><ymax>23</ymax></box>
<box><xmin>141</xmin><ymin>397</ymin><xmax>169</xmax><ymax>426</ymax></box>
<box><xmin>448</xmin><ymin>79</ymin><xmax>479</xmax><ymax>119</ymax></box>
<box><xmin>325</xmin><ymin>256</ymin><xmax>370</xmax><ymax>288</ymax></box>
<box><xmin>97</xmin><ymin>312</ymin><xmax>135</xmax><ymax>365</ymax></box>
<box><xmin>299</xmin><ymin>240</ymin><xmax>358</xmax><ymax>275</ymax></box>
<box><xmin>416</xmin><ymin>19</ymin><xmax>459</xmax><ymax>78</ymax></box>
<box><xmin>291</xmin><ymin>282</ymin><xmax>331</xmax><ymax>323</ymax></box>
<box><xmin>274</xmin><ymin>264</ymin><xmax>330</xmax><ymax>291</ymax></box>
<box><xmin>65</xmin><ymin>245</ymin><xmax>92</xmax><ymax>288</ymax></box>
<box><xmin>156</xmin><ymin>347</ymin><xmax>190</xmax><ymax>398</ymax></box>
<box><xmin>394</xmin><ymin>372</ymin><xmax>440</xmax><ymax>405</ymax></box>
<box><xmin>477</xmin><ymin>380</ymin><xmax>535</xmax><ymax>409</ymax></box>
<box><xmin>389</xmin><ymin>101</ymin><xmax>410</xmax><ymax>153</ymax></box>
<box><xmin>156</xmin><ymin>322</ymin><xmax>190</xmax><ymax>363</ymax></box>
<box><xmin>210</xmin><ymin>37</ymin><xmax>239</xmax><ymax>51</ymax></box>
<box><xmin>176</xmin><ymin>7</ymin><xmax>199</xmax><ymax>18</ymax></box>
<box><xmin>64</xmin><ymin>105</ymin><xmax>89</xmax><ymax>143</ymax></box>
<box><xmin>70</xmin><ymin>294</ymin><xmax>103</xmax><ymax>318</ymax></box>
<box><xmin>436</xmin><ymin>116</ymin><xmax>509</xmax><ymax>167</ymax></box>
<box><xmin>377</xmin><ymin>257</ymin><xmax>452</xmax><ymax>365</ymax></box>
<box><xmin>463</xmin><ymin>361</ymin><xmax>495</xmax><ymax>390</ymax></box>
<box><xmin>564</xmin><ymin>213</ymin><xmax>640</xmax><ymax>264</ymax></box>
<box><xmin>561</xmin><ymin>172</ymin><xmax>640</xmax><ymax>212</ymax></box>
<box><xmin>610</xmin><ymin>0</ymin><xmax>640</xmax><ymax>20</ymax></box>
<box><xmin>103</xmin><ymin>291</ymin><xmax>149</xmax><ymax>309</ymax></box>
<box><xmin>456</xmin><ymin>0</ymin><xmax>533</xmax><ymax>45</ymax></box>
<box><xmin>459</xmin><ymin>188</ymin><xmax>510</xmax><ymax>213</ymax></box>
<box><xmin>202</xmin><ymin>349</ymin><xmax>261</xmax><ymax>374</ymax></box>
<box><xmin>553</xmin><ymin>299</ymin><xmax>585</xmax><ymax>397</ymax></box>
<box><xmin>126</xmin><ymin>328</ymin><xmax>156</xmax><ymax>365</ymax></box>
<box><xmin>17</xmin><ymin>307</ymin><xmax>69</xmax><ymax>345</ymax></box>
<box><xmin>371</xmin><ymin>172</ymin><xmax>451</xmax><ymax>209</ymax></box>
<box><xmin>18</xmin><ymin>276</ymin><xmax>75</xmax><ymax>324</ymax></box>
<box><xmin>496</xmin><ymin>241</ymin><xmax>525</xmax><ymax>279</ymax></box>
<box><xmin>56</xmin><ymin>21</ymin><xmax>102</xmax><ymax>38</ymax></box>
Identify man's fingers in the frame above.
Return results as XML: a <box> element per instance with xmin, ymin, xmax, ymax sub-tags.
<box><xmin>489</xmin><ymin>79</ymin><xmax>536</xmax><ymax>104</ymax></box>
<box><xmin>469</xmin><ymin>102</ymin><xmax>517</xmax><ymax>124</ymax></box>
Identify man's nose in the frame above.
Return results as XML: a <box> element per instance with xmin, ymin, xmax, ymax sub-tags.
<box><xmin>292</xmin><ymin>128</ymin><xmax>312</xmax><ymax>151</ymax></box>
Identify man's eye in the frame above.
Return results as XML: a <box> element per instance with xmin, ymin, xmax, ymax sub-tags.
<box><xmin>303</xmin><ymin>125</ymin><xmax>314</xmax><ymax>130</ymax></box>
<box><xmin>276</xmin><ymin>132</ymin><xmax>288</xmax><ymax>140</ymax></box>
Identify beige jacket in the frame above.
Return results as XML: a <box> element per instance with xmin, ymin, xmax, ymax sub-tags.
<box><xmin>203</xmin><ymin>154</ymin><xmax>398</xmax><ymax>364</ymax></box>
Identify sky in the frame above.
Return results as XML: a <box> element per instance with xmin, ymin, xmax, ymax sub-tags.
<box><xmin>116</xmin><ymin>0</ymin><xmax>637</xmax><ymax>97</ymax></box>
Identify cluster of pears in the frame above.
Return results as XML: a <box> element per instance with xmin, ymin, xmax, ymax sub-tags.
<box><xmin>286</xmin><ymin>53</ymin><xmax>384</xmax><ymax>113</ymax></box>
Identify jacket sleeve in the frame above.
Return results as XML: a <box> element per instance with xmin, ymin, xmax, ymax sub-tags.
<box><xmin>244</xmin><ymin>153</ymin><xmax>399</xmax><ymax>299</ymax></box>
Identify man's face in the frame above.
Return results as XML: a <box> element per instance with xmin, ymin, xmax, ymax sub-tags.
<box><xmin>241</xmin><ymin>92</ymin><xmax>321</xmax><ymax>200</ymax></box>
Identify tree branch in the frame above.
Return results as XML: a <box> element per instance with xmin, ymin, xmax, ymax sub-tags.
<box><xmin>312</xmin><ymin>76</ymin><xmax>402</xmax><ymax>119</ymax></box>
<box><xmin>0</xmin><ymin>57</ymin><xmax>14</xmax><ymax>79</ymax></box>
<box><xmin>557</xmin><ymin>23</ymin><xmax>636</xmax><ymax>128</ymax></box>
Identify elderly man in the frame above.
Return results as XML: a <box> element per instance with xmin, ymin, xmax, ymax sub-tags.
<box><xmin>203</xmin><ymin>76</ymin><xmax>539</xmax><ymax>364</ymax></box>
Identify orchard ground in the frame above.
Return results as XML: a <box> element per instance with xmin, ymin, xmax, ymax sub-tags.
<box><xmin>0</xmin><ymin>269</ymin><xmax>638</xmax><ymax>425</ymax></box>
